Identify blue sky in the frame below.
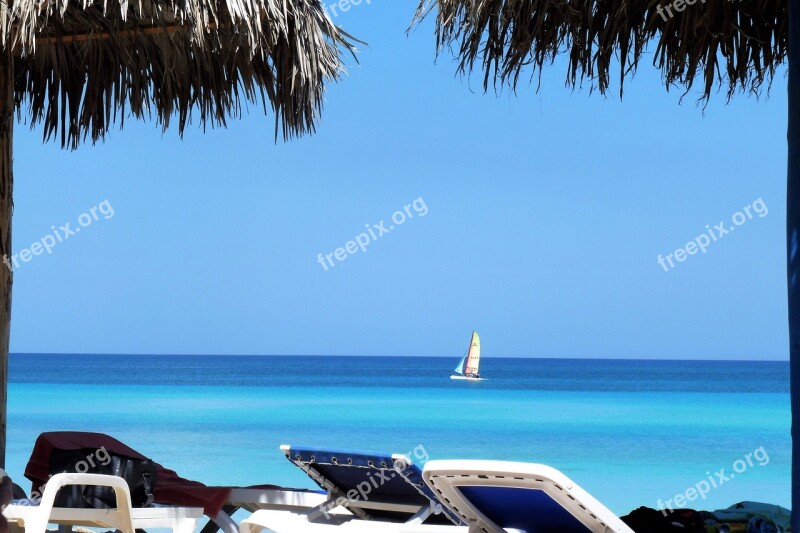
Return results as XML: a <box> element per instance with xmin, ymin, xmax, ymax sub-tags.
<box><xmin>9</xmin><ymin>2</ymin><xmax>788</xmax><ymax>359</ymax></box>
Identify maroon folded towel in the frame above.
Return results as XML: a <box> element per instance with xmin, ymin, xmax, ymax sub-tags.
<box><xmin>23</xmin><ymin>431</ymin><xmax>277</xmax><ymax>516</ymax></box>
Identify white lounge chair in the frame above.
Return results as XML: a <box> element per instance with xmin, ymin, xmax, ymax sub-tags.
<box><xmin>422</xmin><ymin>460</ymin><xmax>635</xmax><ymax>533</ymax></box>
<box><xmin>3</xmin><ymin>472</ymin><xmax>203</xmax><ymax>533</ymax></box>
<box><xmin>204</xmin><ymin>486</ymin><xmax>332</xmax><ymax>533</ymax></box>
<box><xmin>21</xmin><ymin>431</ymin><xmax>330</xmax><ymax>533</ymax></box>
<box><xmin>239</xmin><ymin>445</ymin><xmax>463</xmax><ymax>533</ymax></box>
<box><xmin>241</xmin><ymin>511</ymin><xmax>463</xmax><ymax>533</ymax></box>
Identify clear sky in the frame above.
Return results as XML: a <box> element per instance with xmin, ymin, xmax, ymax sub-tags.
<box><xmin>9</xmin><ymin>2</ymin><xmax>788</xmax><ymax>359</ymax></box>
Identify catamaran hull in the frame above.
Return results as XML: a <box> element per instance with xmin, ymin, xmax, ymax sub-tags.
<box><xmin>450</xmin><ymin>375</ymin><xmax>486</xmax><ymax>381</ymax></box>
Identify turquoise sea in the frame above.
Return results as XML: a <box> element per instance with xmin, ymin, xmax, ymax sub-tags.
<box><xmin>4</xmin><ymin>354</ymin><xmax>791</xmax><ymax>516</ymax></box>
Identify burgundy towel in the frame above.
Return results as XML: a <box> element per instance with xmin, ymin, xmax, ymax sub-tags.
<box><xmin>23</xmin><ymin>431</ymin><xmax>274</xmax><ymax>516</ymax></box>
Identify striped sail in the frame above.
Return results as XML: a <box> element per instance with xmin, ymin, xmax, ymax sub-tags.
<box><xmin>464</xmin><ymin>331</ymin><xmax>481</xmax><ymax>376</ymax></box>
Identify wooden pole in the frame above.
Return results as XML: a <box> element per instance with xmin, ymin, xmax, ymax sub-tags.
<box><xmin>0</xmin><ymin>42</ymin><xmax>13</xmax><ymax>469</ymax></box>
<box><xmin>35</xmin><ymin>24</ymin><xmax>188</xmax><ymax>44</ymax></box>
<box><xmin>788</xmin><ymin>0</ymin><xmax>800</xmax><ymax>527</ymax></box>
<box><xmin>26</xmin><ymin>22</ymin><xmax>213</xmax><ymax>49</ymax></box>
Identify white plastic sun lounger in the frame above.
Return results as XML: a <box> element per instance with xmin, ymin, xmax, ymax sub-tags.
<box><xmin>239</xmin><ymin>445</ymin><xmax>462</xmax><ymax>533</ymax></box>
<box><xmin>201</xmin><ymin>487</ymin><xmax>331</xmax><ymax>533</ymax></box>
<box><xmin>241</xmin><ymin>511</ymin><xmax>464</xmax><ymax>533</ymax></box>
<box><xmin>422</xmin><ymin>460</ymin><xmax>635</xmax><ymax>533</ymax></box>
<box><xmin>3</xmin><ymin>473</ymin><xmax>203</xmax><ymax>533</ymax></box>
<box><xmin>4</xmin><ymin>474</ymin><xmax>329</xmax><ymax>533</ymax></box>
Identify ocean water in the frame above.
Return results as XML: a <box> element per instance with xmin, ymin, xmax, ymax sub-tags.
<box><xmin>4</xmin><ymin>354</ymin><xmax>791</xmax><ymax>517</ymax></box>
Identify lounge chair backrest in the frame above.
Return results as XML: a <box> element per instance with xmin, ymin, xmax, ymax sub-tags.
<box><xmin>422</xmin><ymin>460</ymin><xmax>635</xmax><ymax>533</ymax></box>
<box><xmin>280</xmin><ymin>445</ymin><xmax>460</xmax><ymax>525</ymax></box>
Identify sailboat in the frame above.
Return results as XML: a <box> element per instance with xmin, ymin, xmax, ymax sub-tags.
<box><xmin>451</xmin><ymin>331</ymin><xmax>485</xmax><ymax>381</ymax></box>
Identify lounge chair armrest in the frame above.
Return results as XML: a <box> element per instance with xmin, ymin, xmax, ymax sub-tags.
<box><xmin>34</xmin><ymin>473</ymin><xmax>135</xmax><ymax>533</ymax></box>
<box><xmin>39</xmin><ymin>473</ymin><xmax>134</xmax><ymax>511</ymax></box>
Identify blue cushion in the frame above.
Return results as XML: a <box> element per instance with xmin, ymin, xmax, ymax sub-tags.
<box><xmin>459</xmin><ymin>486</ymin><xmax>592</xmax><ymax>533</ymax></box>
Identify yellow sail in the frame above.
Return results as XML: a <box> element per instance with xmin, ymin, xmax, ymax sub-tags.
<box><xmin>464</xmin><ymin>331</ymin><xmax>481</xmax><ymax>376</ymax></box>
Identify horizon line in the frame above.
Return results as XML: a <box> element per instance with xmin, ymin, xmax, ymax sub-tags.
<box><xmin>8</xmin><ymin>352</ymin><xmax>789</xmax><ymax>363</ymax></box>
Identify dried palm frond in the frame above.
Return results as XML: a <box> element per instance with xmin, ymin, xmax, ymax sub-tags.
<box><xmin>2</xmin><ymin>0</ymin><xmax>357</xmax><ymax>148</ymax></box>
<box><xmin>415</xmin><ymin>0</ymin><xmax>785</xmax><ymax>100</ymax></box>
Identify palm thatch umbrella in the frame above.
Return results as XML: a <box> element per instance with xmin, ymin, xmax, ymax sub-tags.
<box><xmin>414</xmin><ymin>0</ymin><xmax>794</xmax><ymax>525</ymax></box>
<box><xmin>0</xmin><ymin>0</ymin><xmax>355</xmax><ymax>465</ymax></box>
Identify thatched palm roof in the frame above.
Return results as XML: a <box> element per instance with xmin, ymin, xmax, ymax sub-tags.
<box><xmin>415</xmin><ymin>0</ymin><xmax>785</xmax><ymax>99</ymax></box>
<box><xmin>1</xmin><ymin>0</ymin><xmax>356</xmax><ymax>148</ymax></box>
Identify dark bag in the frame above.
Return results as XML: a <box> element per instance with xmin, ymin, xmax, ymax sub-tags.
<box><xmin>621</xmin><ymin>506</ymin><xmax>709</xmax><ymax>532</ymax></box>
<box><xmin>48</xmin><ymin>447</ymin><xmax>156</xmax><ymax>508</ymax></box>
